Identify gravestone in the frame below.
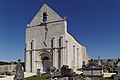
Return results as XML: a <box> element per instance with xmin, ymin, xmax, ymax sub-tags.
<box><xmin>61</xmin><ymin>65</ymin><xmax>74</xmax><ymax>77</ymax></box>
<box><xmin>36</xmin><ymin>69</ymin><xmax>41</xmax><ymax>77</ymax></box>
<box><xmin>14</xmin><ymin>59</ymin><xmax>24</xmax><ymax>80</ymax></box>
<box><xmin>52</xmin><ymin>69</ymin><xmax>61</xmax><ymax>78</ymax></box>
<box><xmin>114</xmin><ymin>60</ymin><xmax>120</xmax><ymax>80</ymax></box>
<box><xmin>50</xmin><ymin>65</ymin><xmax>79</xmax><ymax>80</ymax></box>
<box><xmin>61</xmin><ymin>65</ymin><xmax>79</xmax><ymax>80</ymax></box>
<box><xmin>114</xmin><ymin>69</ymin><xmax>120</xmax><ymax>80</ymax></box>
<box><xmin>47</xmin><ymin>66</ymin><xmax>56</xmax><ymax>74</ymax></box>
<box><xmin>117</xmin><ymin>67</ymin><xmax>120</xmax><ymax>75</ymax></box>
<box><xmin>47</xmin><ymin>66</ymin><xmax>56</xmax><ymax>80</ymax></box>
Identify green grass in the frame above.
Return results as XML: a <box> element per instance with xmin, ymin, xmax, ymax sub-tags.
<box><xmin>26</xmin><ymin>73</ymin><xmax>113</xmax><ymax>80</ymax></box>
<box><xmin>101</xmin><ymin>77</ymin><xmax>113</xmax><ymax>80</ymax></box>
<box><xmin>25</xmin><ymin>73</ymin><xmax>49</xmax><ymax>80</ymax></box>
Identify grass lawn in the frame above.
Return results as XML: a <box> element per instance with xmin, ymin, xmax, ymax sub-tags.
<box><xmin>25</xmin><ymin>73</ymin><xmax>49</xmax><ymax>80</ymax></box>
<box><xmin>26</xmin><ymin>73</ymin><xmax>113</xmax><ymax>80</ymax></box>
<box><xmin>101</xmin><ymin>77</ymin><xmax>113</xmax><ymax>80</ymax></box>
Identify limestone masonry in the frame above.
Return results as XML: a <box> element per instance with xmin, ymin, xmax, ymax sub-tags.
<box><xmin>25</xmin><ymin>3</ymin><xmax>91</xmax><ymax>73</ymax></box>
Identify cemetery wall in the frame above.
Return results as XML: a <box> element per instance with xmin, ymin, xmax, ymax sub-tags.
<box><xmin>0</xmin><ymin>65</ymin><xmax>16</xmax><ymax>74</ymax></box>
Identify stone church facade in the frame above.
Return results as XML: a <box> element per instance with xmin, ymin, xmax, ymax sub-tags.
<box><xmin>25</xmin><ymin>4</ymin><xmax>91</xmax><ymax>73</ymax></box>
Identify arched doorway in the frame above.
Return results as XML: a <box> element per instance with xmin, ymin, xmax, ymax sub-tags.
<box><xmin>37</xmin><ymin>51</ymin><xmax>52</xmax><ymax>72</ymax></box>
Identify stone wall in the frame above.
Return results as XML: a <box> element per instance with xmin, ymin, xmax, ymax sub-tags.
<box><xmin>0</xmin><ymin>65</ymin><xmax>16</xmax><ymax>74</ymax></box>
<box><xmin>25</xmin><ymin>3</ymin><xmax>91</xmax><ymax>73</ymax></box>
<box><xmin>65</xmin><ymin>32</ymin><xmax>91</xmax><ymax>69</ymax></box>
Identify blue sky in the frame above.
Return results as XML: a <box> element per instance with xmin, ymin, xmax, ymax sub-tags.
<box><xmin>0</xmin><ymin>0</ymin><xmax>120</xmax><ymax>61</ymax></box>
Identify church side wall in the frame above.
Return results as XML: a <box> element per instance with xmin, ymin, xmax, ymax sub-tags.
<box><xmin>81</xmin><ymin>46</ymin><xmax>91</xmax><ymax>65</ymax></box>
<box><xmin>65</xmin><ymin>32</ymin><xmax>90</xmax><ymax>69</ymax></box>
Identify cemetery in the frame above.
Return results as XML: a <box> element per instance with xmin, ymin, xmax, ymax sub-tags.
<box><xmin>24</xmin><ymin>58</ymin><xmax>120</xmax><ymax>80</ymax></box>
<box><xmin>0</xmin><ymin>1</ymin><xmax>119</xmax><ymax>80</ymax></box>
<box><xmin>0</xmin><ymin>55</ymin><xmax>120</xmax><ymax>80</ymax></box>
<box><xmin>0</xmin><ymin>58</ymin><xmax>120</xmax><ymax>80</ymax></box>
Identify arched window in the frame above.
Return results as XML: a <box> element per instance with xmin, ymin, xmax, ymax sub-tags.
<box><xmin>43</xmin><ymin>12</ymin><xmax>47</xmax><ymax>22</ymax></box>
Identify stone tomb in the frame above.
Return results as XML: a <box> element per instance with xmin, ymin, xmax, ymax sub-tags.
<box><xmin>83</xmin><ymin>59</ymin><xmax>103</xmax><ymax>80</ymax></box>
<box><xmin>51</xmin><ymin>65</ymin><xmax>79</xmax><ymax>80</ymax></box>
<box><xmin>83</xmin><ymin>59</ymin><xmax>103</xmax><ymax>77</ymax></box>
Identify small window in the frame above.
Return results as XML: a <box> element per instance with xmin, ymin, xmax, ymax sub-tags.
<box><xmin>43</xmin><ymin>12</ymin><xmax>47</xmax><ymax>22</ymax></box>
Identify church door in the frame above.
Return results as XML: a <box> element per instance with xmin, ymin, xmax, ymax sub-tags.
<box><xmin>42</xmin><ymin>57</ymin><xmax>49</xmax><ymax>72</ymax></box>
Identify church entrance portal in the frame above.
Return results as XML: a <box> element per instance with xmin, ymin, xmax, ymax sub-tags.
<box><xmin>42</xmin><ymin>56</ymin><xmax>49</xmax><ymax>72</ymax></box>
<box><xmin>37</xmin><ymin>51</ymin><xmax>52</xmax><ymax>72</ymax></box>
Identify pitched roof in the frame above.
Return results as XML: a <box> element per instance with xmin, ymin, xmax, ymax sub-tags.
<box><xmin>29</xmin><ymin>3</ymin><xmax>63</xmax><ymax>26</ymax></box>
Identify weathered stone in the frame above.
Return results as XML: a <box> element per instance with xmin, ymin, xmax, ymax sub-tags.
<box><xmin>61</xmin><ymin>65</ymin><xmax>74</xmax><ymax>77</ymax></box>
<box><xmin>114</xmin><ymin>66</ymin><xmax>120</xmax><ymax>79</ymax></box>
<box><xmin>36</xmin><ymin>69</ymin><xmax>41</xmax><ymax>77</ymax></box>
<box><xmin>0</xmin><ymin>63</ymin><xmax>16</xmax><ymax>75</ymax></box>
<box><xmin>83</xmin><ymin>59</ymin><xmax>103</xmax><ymax>79</ymax></box>
<box><xmin>14</xmin><ymin>59</ymin><xmax>24</xmax><ymax>80</ymax></box>
<box><xmin>57</xmin><ymin>77</ymin><xmax>69</xmax><ymax>80</ymax></box>
<box><xmin>114</xmin><ymin>60</ymin><xmax>120</xmax><ymax>80</ymax></box>
<box><xmin>25</xmin><ymin>3</ymin><xmax>91</xmax><ymax>73</ymax></box>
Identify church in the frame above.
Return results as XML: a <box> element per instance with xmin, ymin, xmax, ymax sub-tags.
<box><xmin>25</xmin><ymin>3</ymin><xmax>91</xmax><ymax>73</ymax></box>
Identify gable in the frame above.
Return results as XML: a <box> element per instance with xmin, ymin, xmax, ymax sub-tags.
<box><xmin>29</xmin><ymin>3</ymin><xmax>63</xmax><ymax>26</ymax></box>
